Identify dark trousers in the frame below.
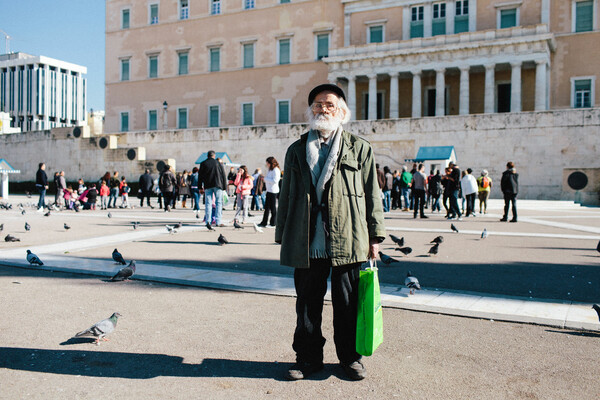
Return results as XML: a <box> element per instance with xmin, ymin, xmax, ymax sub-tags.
<box><xmin>139</xmin><ymin>191</ymin><xmax>152</xmax><ymax>207</ymax></box>
<box><xmin>163</xmin><ymin>191</ymin><xmax>173</xmax><ymax>210</ymax></box>
<box><xmin>260</xmin><ymin>192</ymin><xmax>277</xmax><ymax>226</ymax></box>
<box><xmin>503</xmin><ymin>193</ymin><xmax>517</xmax><ymax>220</ymax></box>
<box><xmin>449</xmin><ymin>189</ymin><xmax>461</xmax><ymax>218</ymax></box>
<box><xmin>465</xmin><ymin>193</ymin><xmax>476</xmax><ymax>216</ymax></box>
<box><xmin>293</xmin><ymin>259</ymin><xmax>361</xmax><ymax>365</ymax></box>
<box><xmin>413</xmin><ymin>188</ymin><xmax>426</xmax><ymax>217</ymax></box>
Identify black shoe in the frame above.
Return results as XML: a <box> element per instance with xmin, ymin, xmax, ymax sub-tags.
<box><xmin>257</xmin><ymin>223</ymin><xmax>267</xmax><ymax>227</ymax></box>
<box><xmin>510</xmin><ymin>219</ymin><xmax>517</xmax><ymax>223</ymax></box>
<box><xmin>500</xmin><ymin>218</ymin><xmax>508</xmax><ymax>222</ymax></box>
<box><xmin>286</xmin><ymin>362</ymin><xmax>324</xmax><ymax>381</ymax></box>
<box><xmin>420</xmin><ymin>215</ymin><xmax>428</xmax><ymax>219</ymax></box>
<box><xmin>341</xmin><ymin>360</ymin><xmax>366</xmax><ymax>381</ymax></box>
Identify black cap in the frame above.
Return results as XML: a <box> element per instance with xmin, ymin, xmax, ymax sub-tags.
<box><xmin>308</xmin><ymin>84</ymin><xmax>346</xmax><ymax>106</ymax></box>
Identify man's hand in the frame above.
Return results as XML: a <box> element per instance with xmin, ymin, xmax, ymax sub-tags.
<box><xmin>368</xmin><ymin>238</ymin><xmax>379</xmax><ymax>260</ymax></box>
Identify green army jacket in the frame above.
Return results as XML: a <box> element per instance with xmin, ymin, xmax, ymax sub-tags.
<box><xmin>275</xmin><ymin>130</ymin><xmax>386</xmax><ymax>268</ymax></box>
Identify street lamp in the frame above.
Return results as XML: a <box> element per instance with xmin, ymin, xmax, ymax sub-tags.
<box><xmin>162</xmin><ymin>100</ymin><xmax>168</xmax><ymax>129</ymax></box>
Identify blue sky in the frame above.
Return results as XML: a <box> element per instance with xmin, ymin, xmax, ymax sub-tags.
<box><xmin>0</xmin><ymin>0</ymin><xmax>105</xmax><ymax>111</ymax></box>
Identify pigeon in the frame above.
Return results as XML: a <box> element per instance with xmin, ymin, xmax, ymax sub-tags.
<box><xmin>107</xmin><ymin>212</ymin><xmax>112</xmax><ymax>218</ymax></box>
<box><xmin>593</xmin><ymin>304</ymin><xmax>600</xmax><ymax>322</ymax></box>
<box><xmin>5</xmin><ymin>234</ymin><xmax>20</xmax><ymax>242</ymax></box>
<box><xmin>233</xmin><ymin>220</ymin><xmax>244</xmax><ymax>229</ymax></box>
<box><xmin>430</xmin><ymin>236</ymin><xmax>444</xmax><ymax>244</ymax></box>
<box><xmin>112</xmin><ymin>248</ymin><xmax>127</xmax><ymax>265</ymax></box>
<box><xmin>206</xmin><ymin>222</ymin><xmax>214</xmax><ymax>231</ymax></box>
<box><xmin>405</xmin><ymin>271</ymin><xmax>421</xmax><ymax>295</ymax></box>
<box><xmin>396</xmin><ymin>247</ymin><xmax>413</xmax><ymax>256</ymax></box>
<box><xmin>111</xmin><ymin>260</ymin><xmax>136</xmax><ymax>281</ymax></box>
<box><xmin>64</xmin><ymin>223</ymin><xmax>71</xmax><ymax>230</ymax></box>
<box><xmin>166</xmin><ymin>225</ymin><xmax>177</xmax><ymax>234</ymax></box>
<box><xmin>26</xmin><ymin>249</ymin><xmax>44</xmax><ymax>265</ymax></box>
<box><xmin>378</xmin><ymin>251</ymin><xmax>399</xmax><ymax>264</ymax></box>
<box><xmin>173</xmin><ymin>222</ymin><xmax>183</xmax><ymax>229</ymax></box>
<box><xmin>0</xmin><ymin>223</ymin><xmax>3</xmax><ymax>231</ymax></box>
<box><xmin>21</xmin><ymin>210</ymin><xmax>26</xmax><ymax>215</ymax></box>
<box><xmin>389</xmin><ymin>234</ymin><xmax>404</xmax><ymax>247</ymax></box>
<box><xmin>75</xmin><ymin>312</ymin><xmax>122</xmax><ymax>345</ymax></box>
<box><xmin>44</xmin><ymin>211</ymin><xmax>51</xmax><ymax>217</ymax></box>
<box><xmin>451</xmin><ymin>223</ymin><xmax>459</xmax><ymax>233</ymax></box>
<box><xmin>218</xmin><ymin>234</ymin><xmax>229</xmax><ymax>245</ymax></box>
<box><xmin>25</xmin><ymin>222</ymin><xmax>31</xmax><ymax>232</ymax></box>
<box><xmin>253</xmin><ymin>222</ymin><xmax>264</xmax><ymax>233</ymax></box>
<box><xmin>481</xmin><ymin>228</ymin><xmax>488</xmax><ymax>239</ymax></box>
<box><xmin>428</xmin><ymin>243</ymin><xmax>439</xmax><ymax>256</ymax></box>
<box><xmin>132</xmin><ymin>221</ymin><xmax>139</xmax><ymax>230</ymax></box>
<box><xmin>25</xmin><ymin>191</ymin><xmax>32</xmax><ymax>198</ymax></box>
<box><xmin>596</xmin><ymin>240</ymin><xmax>600</xmax><ymax>254</ymax></box>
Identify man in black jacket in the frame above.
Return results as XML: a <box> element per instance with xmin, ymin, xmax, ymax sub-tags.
<box><xmin>199</xmin><ymin>150</ymin><xmax>227</xmax><ymax>227</ymax></box>
<box><xmin>500</xmin><ymin>161</ymin><xmax>519</xmax><ymax>222</ymax></box>
<box><xmin>447</xmin><ymin>162</ymin><xmax>462</xmax><ymax>220</ymax></box>
<box><xmin>159</xmin><ymin>165</ymin><xmax>176</xmax><ymax>212</ymax></box>
<box><xmin>35</xmin><ymin>163</ymin><xmax>48</xmax><ymax>212</ymax></box>
<box><xmin>138</xmin><ymin>169</ymin><xmax>154</xmax><ymax>208</ymax></box>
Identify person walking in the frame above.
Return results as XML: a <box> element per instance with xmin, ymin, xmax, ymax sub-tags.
<box><xmin>178</xmin><ymin>170</ymin><xmax>191</xmax><ymax>209</ymax></box>
<box><xmin>382</xmin><ymin>166</ymin><xmax>392</xmax><ymax>212</ymax></box>
<box><xmin>119</xmin><ymin>177</ymin><xmax>131</xmax><ymax>208</ymax></box>
<box><xmin>391</xmin><ymin>170</ymin><xmax>401</xmax><ymax>210</ymax></box>
<box><xmin>35</xmin><ymin>163</ymin><xmax>49</xmax><ymax>212</ymax></box>
<box><xmin>108</xmin><ymin>171</ymin><xmax>120</xmax><ymax>208</ymax></box>
<box><xmin>500</xmin><ymin>161</ymin><xmax>519</xmax><ymax>222</ymax></box>
<box><xmin>400</xmin><ymin>166</ymin><xmax>412</xmax><ymax>211</ymax></box>
<box><xmin>259</xmin><ymin>157</ymin><xmax>281</xmax><ymax>227</ymax></box>
<box><xmin>460</xmin><ymin>168</ymin><xmax>478</xmax><ymax>217</ymax></box>
<box><xmin>411</xmin><ymin>164</ymin><xmax>428</xmax><ymax>219</ymax></box>
<box><xmin>251</xmin><ymin>168</ymin><xmax>264</xmax><ymax>211</ymax></box>
<box><xmin>138</xmin><ymin>169</ymin><xmax>154</xmax><ymax>208</ymax></box>
<box><xmin>198</xmin><ymin>150</ymin><xmax>228</xmax><ymax>227</ymax></box>
<box><xmin>275</xmin><ymin>84</ymin><xmax>385</xmax><ymax>381</ymax></box>
<box><xmin>233</xmin><ymin>166</ymin><xmax>254</xmax><ymax>224</ymax></box>
<box><xmin>477</xmin><ymin>170</ymin><xmax>493</xmax><ymax>214</ymax></box>
<box><xmin>447</xmin><ymin>162</ymin><xmax>462</xmax><ymax>220</ymax></box>
<box><xmin>159</xmin><ymin>165</ymin><xmax>176</xmax><ymax>212</ymax></box>
<box><xmin>190</xmin><ymin>167</ymin><xmax>201</xmax><ymax>218</ymax></box>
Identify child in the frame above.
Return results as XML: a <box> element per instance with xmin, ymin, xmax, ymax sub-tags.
<box><xmin>120</xmin><ymin>177</ymin><xmax>131</xmax><ymax>208</ymax></box>
<box><xmin>99</xmin><ymin>180</ymin><xmax>110</xmax><ymax>210</ymax></box>
<box><xmin>85</xmin><ymin>183</ymin><xmax>98</xmax><ymax>210</ymax></box>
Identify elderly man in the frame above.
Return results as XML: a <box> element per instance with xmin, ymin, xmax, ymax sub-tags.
<box><xmin>275</xmin><ymin>84</ymin><xmax>385</xmax><ymax>381</ymax></box>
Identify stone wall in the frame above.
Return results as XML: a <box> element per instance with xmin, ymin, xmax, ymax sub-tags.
<box><xmin>2</xmin><ymin>108</ymin><xmax>599</xmax><ymax>202</ymax></box>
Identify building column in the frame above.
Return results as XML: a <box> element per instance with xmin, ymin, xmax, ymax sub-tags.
<box><xmin>424</xmin><ymin>3</ymin><xmax>433</xmax><ymax>37</ymax></box>
<box><xmin>412</xmin><ymin>70</ymin><xmax>422</xmax><ymax>118</ymax></box>
<box><xmin>368</xmin><ymin>73</ymin><xmax>377</xmax><ymax>120</ymax></box>
<box><xmin>389</xmin><ymin>72</ymin><xmax>399</xmax><ymax>119</ymax></box>
<box><xmin>344</xmin><ymin>12</ymin><xmax>351</xmax><ymax>47</ymax></box>
<box><xmin>484</xmin><ymin>64</ymin><xmax>495</xmax><ymax>114</ymax></box>
<box><xmin>402</xmin><ymin>6</ymin><xmax>411</xmax><ymax>40</ymax></box>
<box><xmin>446</xmin><ymin>0</ymin><xmax>456</xmax><ymax>34</ymax></box>
<box><xmin>541</xmin><ymin>0</ymin><xmax>550</xmax><ymax>24</ymax></box>
<box><xmin>510</xmin><ymin>61</ymin><xmax>522</xmax><ymax>113</ymax></box>
<box><xmin>347</xmin><ymin>75</ymin><xmax>357</xmax><ymax>120</ymax></box>
<box><xmin>535</xmin><ymin>60</ymin><xmax>548</xmax><ymax>111</ymax></box>
<box><xmin>469</xmin><ymin>0</ymin><xmax>477</xmax><ymax>32</ymax></box>
<box><xmin>435</xmin><ymin>68</ymin><xmax>445</xmax><ymax>116</ymax></box>
<box><xmin>459</xmin><ymin>65</ymin><xmax>470</xmax><ymax>115</ymax></box>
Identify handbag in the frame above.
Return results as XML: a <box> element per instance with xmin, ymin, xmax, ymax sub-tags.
<box><xmin>356</xmin><ymin>258</ymin><xmax>383</xmax><ymax>356</ymax></box>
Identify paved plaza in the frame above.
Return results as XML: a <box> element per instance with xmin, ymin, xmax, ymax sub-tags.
<box><xmin>1</xmin><ymin>195</ymin><xmax>600</xmax><ymax>398</ymax></box>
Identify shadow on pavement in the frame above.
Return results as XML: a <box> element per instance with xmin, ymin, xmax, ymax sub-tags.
<box><xmin>544</xmin><ymin>330</ymin><xmax>600</xmax><ymax>338</ymax></box>
<box><xmin>0</xmin><ymin>347</ymin><xmax>342</xmax><ymax>381</ymax></box>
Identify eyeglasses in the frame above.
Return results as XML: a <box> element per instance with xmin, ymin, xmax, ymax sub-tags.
<box><xmin>311</xmin><ymin>102</ymin><xmax>337</xmax><ymax>112</ymax></box>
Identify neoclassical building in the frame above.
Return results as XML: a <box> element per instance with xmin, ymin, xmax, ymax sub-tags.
<box><xmin>105</xmin><ymin>0</ymin><xmax>598</xmax><ymax>132</ymax></box>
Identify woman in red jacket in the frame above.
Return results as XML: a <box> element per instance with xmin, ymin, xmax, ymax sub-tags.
<box><xmin>233</xmin><ymin>165</ymin><xmax>254</xmax><ymax>224</ymax></box>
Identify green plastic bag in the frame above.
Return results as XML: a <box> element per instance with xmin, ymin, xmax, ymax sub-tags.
<box><xmin>356</xmin><ymin>259</ymin><xmax>383</xmax><ymax>356</ymax></box>
<box><xmin>222</xmin><ymin>191</ymin><xmax>229</xmax><ymax>205</ymax></box>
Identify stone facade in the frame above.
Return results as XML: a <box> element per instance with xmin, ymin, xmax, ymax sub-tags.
<box><xmin>3</xmin><ymin>108</ymin><xmax>599</xmax><ymax>204</ymax></box>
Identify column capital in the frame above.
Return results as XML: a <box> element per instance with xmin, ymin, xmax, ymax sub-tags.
<box><xmin>484</xmin><ymin>64</ymin><xmax>495</xmax><ymax>71</ymax></box>
<box><xmin>388</xmin><ymin>71</ymin><xmax>400</xmax><ymax>78</ymax></box>
<box><xmin>410</xmin><ymin>69</ymin><xmax>422</xmax><ymax>76</ymax></box>
<box><xmin>459</xmin><ymin>65</ymin><xmax>471</xmax><ymax>72</ymax></box>
<box><xmin>367</xmin><ymin>73</ymin><xmax>377</xmax><ymax>79</ymax></box>
<box><xmin>535</xmin><ymin>59</ymin><xmax>548</xmax><ymax>66</ymax></box>
<box><xmin>435</xmin><ymin>67</ymin><xmax>446</xmax><ymax>74</ymax></box>
<box><xmin>510</xmin><ymin>61</ymin><xmax>523</xmax><ymax>68</ymax></box>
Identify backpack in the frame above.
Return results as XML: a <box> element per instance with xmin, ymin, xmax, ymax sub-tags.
<box><xmin>480</xmin><ymin>177</ymin><xmax>490</xmax><ymax>189</ymax></box>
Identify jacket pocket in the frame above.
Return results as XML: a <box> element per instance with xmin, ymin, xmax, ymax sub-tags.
<box><xmin>340</xmin><ymin>159</ymin><xmax>364</xmax><ymax>197</ymax></box>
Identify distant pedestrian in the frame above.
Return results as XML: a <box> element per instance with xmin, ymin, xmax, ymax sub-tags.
<box><xmin>119</xmin><ymin>177</ymin><xmax>131</xmax><ymax>208</ymax></box>
<box><xmin>411</xmin><ymin>164</ymin><xmax>428</xmax><ymax>219</ymax></box>
<box><xmin>500</xmin><ymin>161</ymin><xmax>519</xmax><ymax>222</ymax></box>
<box><xmin>251</xmin><ymin>168</ymin><xmax>265</xmax><ymax>211</ymax></box>
<box><xmin>233</xmin><ymin>165</ymin><xmax>254</xmax><ymax>224</ymax></box>
<box><xmin>159</xmin><ymin>165</ymin><xmax>177</xmax><ymax>212</ymax></box>
<box><xmin>460</xmin><ymin>168</ymin><xmax>478</xmax><ymax>217</ymax></box>
<box><xmin>55</xmin><ymin>171</ymin><xmax>66</xmax><ymax>208</ymax></box>
<box><xmin>84</xmin><ymin>184</ymin><xmax>98</xmax><ymax>210</ymax></box>
<box><xmin>178</xmin><ymin>170</ymin><xmax>191</xmax><ymax>209</ymax></box>
<box><xmin>108</xmin><ymin>171</ymin><xmax>120</xmax><ymax>208</ymax></box>
<box><xmin>138</xmin><ymin>169</ymin><xmax>154</xmax><ymax>208</ymax></box>
<box><xmin>400</xmin><ymin>166</ymin><xmax>412</xmax><ymax>211</ymax></box>
<box><xmin>198</xmin><ymin>150</ymin><xmax>228</xmax><ymax>226</ymax></box>
<box><xmin>391</xmin><ymin>170</ymin><xmax>401</xmax><ymax>210</ymax></box>
<box><xmin>99</xmin><ymin>180</ymin><xmax>110</xmax><ymax>210</ymax></box>
<box><xmin>447</xmin><ymin>162</ymin><xmax>462</xmax><ymax>220</ymax></box>
<box><xmin>190</xmin><ymin>167</ymin><xmax>201</xmax><ymax>217</ymax></box>
<box><xmin>259</xmin><ymin>157</ymin><xmax>280</xmax><ymax>227</ymax></box>
<box><xmin>35</xmin><ymin>163</ymin><xmax>49</xmax><ymax>211</ymax></box>
<box><xmin>441</xmin><ymin>167</ymin><xmax>452</xmax><ymax>217</ymax></box>
<box><xmin>477</xmin><ymin>170</ymin><xmax>492</xmax><ymax>214</ymax></box>
<box><xmin>77</xmin><ymin>178</ymin><xmax>87</xmax><ymax>195</ymax></box>
<box><xmin>428</xmin><ymin>170</ymin><xmax>442</xmax><ymax>212</ymax></box>
<box><xmin>382</xmin><ymin>166</ymin><xmax>392</xmax><ymax>212</ymax></box>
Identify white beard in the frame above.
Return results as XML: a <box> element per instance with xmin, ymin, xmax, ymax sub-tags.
<box><xmin>308</xmin><ymin>112</ymin><xmax>342</xmax><ymax>138</ymax></box>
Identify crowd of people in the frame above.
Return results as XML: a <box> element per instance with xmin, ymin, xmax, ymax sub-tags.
<box><xmin>375</xmin><ymin>161</ymin><xmax>519</xmax><ymax>222</ymax></box>
<box><xmin>33</xmin><ymin>152</ymin><xmax>284</xmax><ymax>228</ymax></box>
